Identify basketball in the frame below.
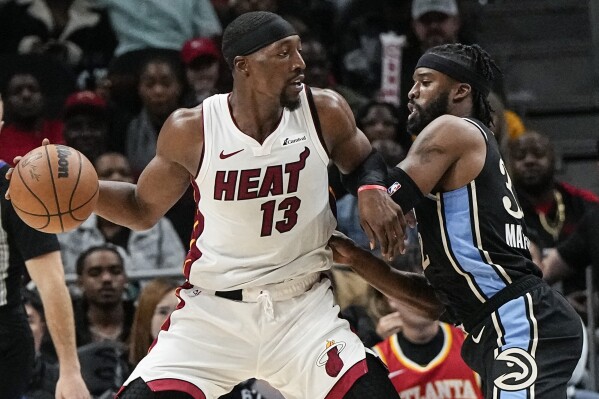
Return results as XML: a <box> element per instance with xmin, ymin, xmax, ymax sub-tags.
<box><xmin>9</xmin><ymin>144</ymin><xmax>99</xmax><ymax>233</ymax></box>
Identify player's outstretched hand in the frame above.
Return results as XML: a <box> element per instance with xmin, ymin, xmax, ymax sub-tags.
<box><xmin>5</xmin><ymin>138</ymin><xmax>50</xmax><ymax>200</ymax></box>
<box><xmin>329</xmin><ymin>231</ymin><xmax>362</xmax><ymax>265</ymax></box>
<box><xmin>55</xmin><ymin>372</ymin><xmax>91</xmax><ymax>399</ymax></box>
<box><xmin>357</xmin><ymin>188</ymin><xmax>407</xmax><ymax>261</ymax></box>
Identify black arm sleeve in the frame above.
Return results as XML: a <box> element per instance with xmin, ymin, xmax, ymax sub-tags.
<box><xmin>386</xmin><ymin>166</ymin><xmax>425</xmax><ymax>213</ymax></box>
<box><xmin>340</xmin><ymin>149</ymin><xmax>387</xmax><ymax>195</ymax></box>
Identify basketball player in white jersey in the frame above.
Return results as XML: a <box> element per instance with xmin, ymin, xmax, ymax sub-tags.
<box><xmin>7</xmin><ymin>11</ymin><xmax>407</xmax><ymax>399</ymax></box>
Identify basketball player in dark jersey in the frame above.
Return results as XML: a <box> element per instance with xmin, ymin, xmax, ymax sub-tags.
<box><xmin>330</xmin><ymin>43</ymin><xmax>583</xmax><ymax>398</ymax></box>
<box><xmin>0</xmin><ymin>97</ymin><xmax>90</xmax><ymax>399</ymax></box>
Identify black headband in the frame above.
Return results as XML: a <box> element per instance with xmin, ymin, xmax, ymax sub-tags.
<box><xmin>416</xmin><ymin>53</ymin><xmax>491</xmax><ymax>96</ymax></box>
<box><xmin>223</xmin><ymin>15</ymin><xmax>297</xmax><ymax>65</ymax></box>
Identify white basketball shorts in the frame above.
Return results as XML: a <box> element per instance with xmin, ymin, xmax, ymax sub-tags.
<box><xmin>120</xmin><ymin>275</ymin><xmax>367</xmax><ymax>399</ymax></box>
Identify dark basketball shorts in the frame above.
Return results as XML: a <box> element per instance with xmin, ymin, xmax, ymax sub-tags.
<box><xmin>461</xmin><ymin>282</ymin><xmax>583</xmax><ymax>398</ymax></box>
<box><xmin>0</xmin><ymin>305</ymin><xmax>35</xmax><ymax>399</ymax></box>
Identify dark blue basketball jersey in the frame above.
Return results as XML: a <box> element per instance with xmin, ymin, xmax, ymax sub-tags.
<box><xmin>414</xmin><ymin>118</ymin><xmax>541</xmax><ymax>325</ymax></box>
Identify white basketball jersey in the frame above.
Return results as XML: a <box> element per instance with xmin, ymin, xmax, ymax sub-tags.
<box><xmin>185</xmin><ymin>86</ymin><xmax>336</xmax><ymax>290</ymax></box>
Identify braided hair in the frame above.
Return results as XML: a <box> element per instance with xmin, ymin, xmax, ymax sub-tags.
<box><xmin>426</xmin><ymin>43</ymin><xmax>502</xmax><ymax>128</ymax></box>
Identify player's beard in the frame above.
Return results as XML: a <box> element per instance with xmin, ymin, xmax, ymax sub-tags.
<box><xmin>281</xmin><ymin>90</ymin><xmax>301</xmax><ymax>111</ymax></box>
<box><xmin>407</xmin><ymin>90</ymin><xmax>450</xmax><ymax>136</ymax></box>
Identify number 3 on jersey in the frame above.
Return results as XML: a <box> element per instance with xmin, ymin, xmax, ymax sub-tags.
<box><xmin>260</xmin><ymin>196</ymin><xmax>301</xmax><ymax>236</ymax></box>
<box><xmin>499</xmin><ymin>159</ymin><xmax>524</xmax><ymax>219</ymax></box>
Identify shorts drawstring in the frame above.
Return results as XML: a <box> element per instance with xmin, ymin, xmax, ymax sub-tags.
<box><xmin>257</xmin><ymin>290</ymin><xmax>275</xmax><ymax>321</ymax></box>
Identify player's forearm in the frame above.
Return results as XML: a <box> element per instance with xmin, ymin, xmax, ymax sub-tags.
<box><xmin>27</xmin><ymin>252</ymin><xmax>81</xmax><ymax>372</ymax></box>
<box><xmin>97</xmin><ymin>180</ymin><xmax>156</xmax><ymax>230</ymax></box>
<box><xmin>33</xmin><ymin>273</ymin><xmax>81</xmax><ymax>373</ymax></box>
<box><xmin>349</xmin><ymin>251</ymin><xmax>444</xmax><ymax>320</ymax></box>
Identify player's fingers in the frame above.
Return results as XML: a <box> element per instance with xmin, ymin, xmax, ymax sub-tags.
<box><xmin>361</xmin><ymin>222</ymin><xmax>376</xmax><ymax>250</ymax></box>
<box><xmin>374</xmin><ymin>223</ymin><xmax>390</xmax><ymax>258</ymax></box>
<box><xmin>42</xmin><ymin>138</ymin><xmax>50</xmax><ymax>146</ymax></box>
<box><xmin>11</xmin><ymin>155</ymin><xmax>22</xmax><ymax>166</ymax></box>
<box><xmin>389</xmin><ymin>214</ymin><xmax>406</xmax><ymax>259</ymax></box>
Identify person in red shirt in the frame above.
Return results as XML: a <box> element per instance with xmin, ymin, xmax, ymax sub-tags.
<box><xmin>373</xmin><ymin>285</ymin><xmax>483</xmax><ymax>399</ymax></box>
<box><xmin>0</xmin><ymin>72</ymin><xmax>63</xmax><ymax>165</ymax></box>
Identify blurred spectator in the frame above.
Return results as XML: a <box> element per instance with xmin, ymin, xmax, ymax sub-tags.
<box><xmin>0</xmin><ymin>0</ymin><xmax>117</xmax><ymax>82</ymax></box>
<box><xmin>540</xmin><ymin>140</ymin><xmax>599</xmax><ymax>305</ymax></box>
<box><xmin>62</xmin><ymin>90</ymin><xmax>108</xmax><ymax>164</ymax></box>
<box><xmin>22</xmin><ymin>289</ymin><xmax>58</xmax><ymax>399</ymax></box>
<box><xmin>180</xmin><ymin>37</ymin><xmax>224</xmax><ymax>105</ymax></box>
<box><xmin>128</xmin><ymin>278</ymin><xmax>179</xmax><ymax>367</ymax></box>
<box><xmin>487</xmin><ymin>91</ymin><xmax>526</xmax><ymax>155</ymax></box>
<box><xmin>58</xmin><ymin>152</ymin><xmax>186</xmax><ymax>274</ymax></box>
<box><xmin>301</xmin><ymin>36</ymin><xmax>368</xmax><ymax>115</ymax></box>
<box><xmin>335</xmin><ymin>0</ymin><xmax>411</xmax><ymax>96</ymax></box>
<box><xmin>90</xmin><ymin>0</ymin><xmax>221</xmax><ymax>57</ymax></box>
<box><xmin>73</xmin><ymin>245</ymin><xmax>134</xmax><ymax>347</ymax></box>
<box><xmin>373</xmin><ymin>296</ymin><xmax>483</xmax><ymax>399</ymax></box>
<box><xmin>341</xmin><ymin>285</ymin><xmax>395</xmax><ymax>347</ymax></box>
<box><xmin>507</xmin><ymin>131</ymin><xmax>599</xmax><ymax>300</ymax></box>
<box><xmin>125</xmin><ymin>56</ymin><xmax>185</xmax><ymax>175</ymax></box>
<box><xmin>397</xmin><ymin>0</ymin><xmax>466</xmax><ymax>140</ymax></box>
<box><xmin>0</xmin><ymin>72</ymin><xmax>63</xmax><ymax>164</ymax></box>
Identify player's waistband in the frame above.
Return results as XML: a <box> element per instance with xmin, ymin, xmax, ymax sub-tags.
<box><xmin>461</xmin><ymin>274</ymin><xmax>545</xmax><ymax>333</ymax></box>
<box><xmin>201</xmin><ymin>272</ymin><xmax>323</xmax><ymax>302</ymax></box>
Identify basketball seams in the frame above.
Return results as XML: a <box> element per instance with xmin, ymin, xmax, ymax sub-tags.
<box><xmin>13</xmin><ymin>159</ymin><xmax>52</xmax><ymax>230</ymax></box>
<box><xmin>10</xmin><ymin>145</ymin><xmax>98</xmax><ymax>233</ymax></box>
<box><xmin>68</xmin><ymin>183</ymin><xmax>99</xmax><ymax>222</ymax></box>
<box><xmin>68</xmin><ymin>150</ymin><xmax>83</xmax><ymax>223</ymax></box>
<box><xmin>45</xmin><ymin>145</ymin><xmax>65</xmax><ymax>232</ymax></box>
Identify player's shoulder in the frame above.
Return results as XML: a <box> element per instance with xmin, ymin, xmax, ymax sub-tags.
<box><xmin>309</xmin><ymin>87</ymin><xmax>350</xmax><ymax>114</ymax></box>
<box><xmin>166</xmin><ymin>105</ymin><xmax>204</xmax><ymax>132</ymax></box>
<box><xmin>422</xmin><ymin>114</ymin><xmax>485</xmax><ymax>144</ymax></box>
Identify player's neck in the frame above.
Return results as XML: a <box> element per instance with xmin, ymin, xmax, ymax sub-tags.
<box><xmin>228</xmin><ymin>91</ymin><xmax>284</xmax><ymax>143</ymax></box>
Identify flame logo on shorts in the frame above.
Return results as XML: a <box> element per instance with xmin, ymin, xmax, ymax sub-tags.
<box><xmin>493</xmin><ymin>347</ymin><xmax>538</xmax><ymax>391</ymax></box>
<box><xmin>316</xmin><ymin>340</ymin><xmax>346</xmax><ymax>377</ymax></box>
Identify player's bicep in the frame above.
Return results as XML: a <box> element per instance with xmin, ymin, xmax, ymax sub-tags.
<box><xmin>398</xmin><ymin>116</ymin><xmax>470</xmax><ymax>195</ymax></box>
<box><xmin>135</xmin><ymin>108</ymin><xmax>202</xmax><ymax>220</ymax></box>
<box><xmin>399</xmin><ymin>136</ymin><xmax>456</xmax><ymax>196</ymax></box>
<box><xmin>313</xmin><ymin>89</ymin><xmax>371</xmax><ymax>173</ymax></box>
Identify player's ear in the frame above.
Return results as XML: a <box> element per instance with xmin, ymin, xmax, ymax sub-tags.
<box><xmin>234</xmin><ymin>56</ymin><xmax>249</xmax><ymax>75</ymax></box>
<box><xmin>453</xmin><ymin>83</ymin><xmax>471</xmax><ymax>102</ymax></box>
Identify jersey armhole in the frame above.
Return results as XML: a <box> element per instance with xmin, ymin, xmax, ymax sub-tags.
<box><xmin>305</xmin><ymin>86</ymin><xmax>330</xmax><ymax>158</ymax></box>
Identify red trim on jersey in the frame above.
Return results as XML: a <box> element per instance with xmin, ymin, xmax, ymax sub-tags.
<box><xmin>324</xmin><ymin>358</ymin><xmax>368</xmax><ymax>399</ymax></box>
<box><xmin>147</xmin><ymin>379</ymin><xmax>206</xmax><ymax>399</ymax></box>
<box><xmin>184</xmin><ymin>179</ymin><xmax>204</xmax><ymax>279</ymax></box>
<box><xmin>147</xmin><ymin>288</ymin><xmax>187</xmax><ymax>353</ymax></box>
<box><xmin>114</xmin><ymin>379</ymin><xmax>205</xmax><ymax>399</ymax></box>
<box><xmin>195</xmin><ymin>132</ymin><xmax>205</xmax><ymax>179</ymax></box>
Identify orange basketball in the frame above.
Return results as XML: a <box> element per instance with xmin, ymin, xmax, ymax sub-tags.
<box><xmin>9</xmin><ymin>144</ymin><xmax>99</xmax><ymax>233</ymax></box>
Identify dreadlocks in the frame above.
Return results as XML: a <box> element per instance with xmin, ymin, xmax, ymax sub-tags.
<box><xmin>425</xmin><ymin>43</ymin><xmax>502</xmax><ymax>128</ymax></box>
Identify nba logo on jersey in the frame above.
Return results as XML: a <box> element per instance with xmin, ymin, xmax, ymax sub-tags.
<box><xmin>388</xmin><ymin>181</ymin><xmax>401</xmax><ymax>195</ymax></box>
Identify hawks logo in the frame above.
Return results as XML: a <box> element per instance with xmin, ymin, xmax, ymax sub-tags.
<box><xmin>493</xmin><ymin>347</ymin><xmax>538</xmax><ymax>391</ymax></box>
<box><xmin>316</xmin><ymin>340</ymin><xmax>346</xmax><ymax>377</ymax></box>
